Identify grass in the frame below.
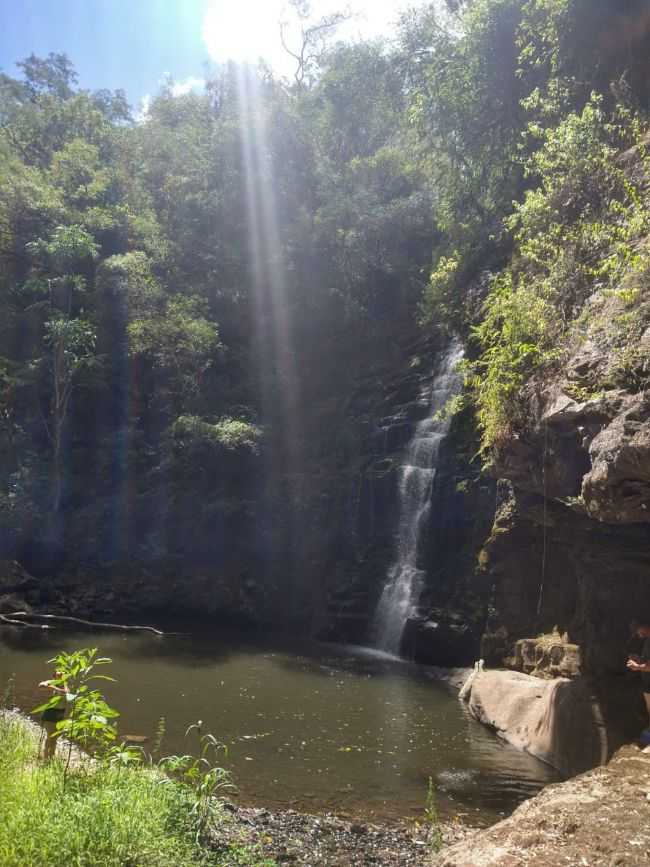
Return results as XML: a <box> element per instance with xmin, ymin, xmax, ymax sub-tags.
<box><xmin>0</xmin><ymin>712</ymin><xmax>276</xmax><ymax>867</ymax></box>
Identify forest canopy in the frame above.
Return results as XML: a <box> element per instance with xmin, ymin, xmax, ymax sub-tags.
<box><xmin>1</xmin><ymin>0</ymin><xmax>649</xmax><ymax>577</ymax></box>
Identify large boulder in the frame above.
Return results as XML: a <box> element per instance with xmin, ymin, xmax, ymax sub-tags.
<box><xmin>460</xmin><ymin>669</ymin><xmax>638</xmax><ymax>777</ymax></box>
<box><xmin>402</xmin><ymin>614</ymin><xmax>479</xmax><ymax>665</ymax></box>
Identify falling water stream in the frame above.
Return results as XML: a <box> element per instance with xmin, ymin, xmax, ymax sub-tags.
<box><xmin>373</xmin><ymin>342</ymin><xmax>464</xmax><ymax>655</ymax></box>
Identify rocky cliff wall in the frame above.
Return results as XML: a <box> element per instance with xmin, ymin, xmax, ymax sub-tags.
<box><xmin>316</xmin><ymin>335</ymin><xmax>494</xmax><ymax>662</ymax></box>
<box><xmin>479</xmin><ymin>252</ymin><xmax>650</xmax><ymax>675</ymax></box>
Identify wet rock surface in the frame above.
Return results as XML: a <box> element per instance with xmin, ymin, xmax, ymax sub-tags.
<box><xmin>319</xmin><ymin>334</ymin><xmax>493</xmax><ymax>661</ymax></box>
<box><xmin>583</xmin><ymin>390</ymin><xmax>650</xmax><ymax>524</ymax></box>
<box><xmin>214</xmin><ymin>804</ymin><xmax>472</xmax><ymax>867</ymax></box>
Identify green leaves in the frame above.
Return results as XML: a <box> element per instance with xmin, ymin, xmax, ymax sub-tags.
<box><xmin>170</xmin><ymin>415</ymin><xmax>262</xmax><ymax>456</ymax></box>
<box><xmin>36</xmin><ymin>648</ymin><xmax>121</xmax><ymax>778</ymax></box>
<box><xmin>27</xmin><ymin>224</ymin><xmax>99</xmax><ymax>269</ymax></box>
<box><xmin>44</xmin><ymin>316</ymin><xmax>96</xmax><ymax>364</ymax></box>
<box><xmin>159</xmin><ymin>721</ymin><xmax>233</xmax><ymax>844</ymax></box>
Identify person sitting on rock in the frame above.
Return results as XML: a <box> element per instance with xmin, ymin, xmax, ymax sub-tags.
<box><xmin>627</xmin><ymin>622</ymin><xmax>650</xmax><ymax>738</ymax></box>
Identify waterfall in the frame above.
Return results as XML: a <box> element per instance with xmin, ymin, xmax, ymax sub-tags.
<box><xmin>373</xmin><ymin>341</ymin><xmax>463</xmax><ymax>655</ymax></box>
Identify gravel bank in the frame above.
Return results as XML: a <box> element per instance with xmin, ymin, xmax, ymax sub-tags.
<box><xmin>214</xmin><ymin>803</ymin><xmax>473</xmax><ymax>866</ymax></box>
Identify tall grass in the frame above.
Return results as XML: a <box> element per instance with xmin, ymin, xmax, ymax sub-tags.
<box><xmin>0</xmin><ymin>712</ymin><xmax>274</xmax><ymax>867</ymax></box>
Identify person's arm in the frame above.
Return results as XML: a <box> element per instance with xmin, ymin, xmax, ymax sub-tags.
<box><xmin>38</xmin><ymin>680</ymin><xmax>67</xmax><ymax>695</ymax></box>
<box><xmin>627</xmin><ymin>659</ymin><xmax>650</xmax><ymax>672</ymax></box>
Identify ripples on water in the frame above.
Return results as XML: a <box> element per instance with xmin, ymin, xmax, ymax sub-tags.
<box><xmin>0</xmin><ymin>628</ymin><xmax>559</xmax><ymax>824</ymax></box>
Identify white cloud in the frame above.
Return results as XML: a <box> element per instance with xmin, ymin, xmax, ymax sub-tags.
<box><xmin>170</xmin><ymin>76</ymin><xmax>206</xmax><ymax>97</ymax></box>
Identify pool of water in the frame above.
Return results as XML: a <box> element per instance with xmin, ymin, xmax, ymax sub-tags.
<box><xmin>0</xmin><ymin>627</ymin><xmax>559</xmax><ymax>825</ymax></box>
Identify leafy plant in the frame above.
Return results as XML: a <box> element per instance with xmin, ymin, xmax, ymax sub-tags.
<box><xmin>32</xmin><ymin>648</ymin><xmax>119</xmax><ymax>784</ymax></box>
<box><xmin>159</xmin><ymin>720</ymin><xmax>234</xmax><ymax>844</ymax></box>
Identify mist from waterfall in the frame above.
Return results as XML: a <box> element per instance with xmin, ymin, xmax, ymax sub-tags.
<box><xmin>373</xmin><ymin>341</ymin><xmax>463</xmax><ymax>655</ymax></box>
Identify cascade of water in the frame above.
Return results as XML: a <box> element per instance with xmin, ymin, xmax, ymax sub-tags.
<box><xmin>373</xmin><ymin>341</ymin><xmax>463</xmax><ymax>655</ymax></box>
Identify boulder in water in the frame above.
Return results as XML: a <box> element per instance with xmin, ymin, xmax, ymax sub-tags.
<box><xmin>461</xmin><ymin>668</ymin><xmax>640</xmax><ymax>777</ymax></box>
<box><xmin>401</xmin><ymin>614</ymin><xmax>479</xmax><ymax>666</ymax></box>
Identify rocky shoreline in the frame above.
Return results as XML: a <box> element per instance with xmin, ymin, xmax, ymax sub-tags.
<box><xmin>214</xmin><ymin>804</ymin><xmax>472</xmax><ymax>867</ymax></box>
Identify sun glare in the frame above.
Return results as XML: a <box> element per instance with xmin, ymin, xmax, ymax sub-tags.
<box><xmin>201</xmin><ymin>0</ymin><xmax>425</xmax><ymax>75</ymax></box>
<box><xmin>202</xmin><ymin>0</ymin><xmax>292</xmax><ymax>71</ymax></box>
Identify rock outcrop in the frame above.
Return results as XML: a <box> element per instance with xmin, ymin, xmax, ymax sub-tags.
<box><xmin>460</xmin><ymin>669</ymin><xmax>642</xmax><ymax>777</ymax></box>
<box><xmin>402</xmin><ymin>611</ymin><xmax>480</xmax><ymax>666</ymax></box>
<box><xmin>479</xmin><ymin>480</ymin><xmax>650</xmax><ymax>675</ymax></box>
<box><xmin>511</xmin><ymin>635</ymin><xmax>581</xmax><ymax>678</ymax></box>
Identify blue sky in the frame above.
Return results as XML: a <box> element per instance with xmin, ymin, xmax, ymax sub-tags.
<box><xmin>0</xmin><ymin>1</ymin><xmax>424</xmax><ymax>113</ymax></box>
<box><xmin>0</xmin><ymin>0</ymin><xmax>211</xmax><ymax>109</ymax></box>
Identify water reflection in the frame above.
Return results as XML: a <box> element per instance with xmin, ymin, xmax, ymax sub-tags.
<box><xmin>0</xmin><ymin>628</ymin><xmax>559</xmax><ymax>824</ymax></box>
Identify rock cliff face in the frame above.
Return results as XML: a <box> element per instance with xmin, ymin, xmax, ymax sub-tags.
<box><xmin>480</xmin><ymin>270</ymin><xmax>650</xmax><ymax>676</ymax></box>
<box><xmin>479</xmin><ymin>482</ymin><xmax>650</xmax><ymax>675</ymax></box>
<box><xmin>321</xmin><ymin>264</ymin><xmax>650</xmax><ymax>675</ymax></box>
<box><xmin>316</xmin><ymin>334</ymin><xmax>493</xmax><ymax>662</ymax></box>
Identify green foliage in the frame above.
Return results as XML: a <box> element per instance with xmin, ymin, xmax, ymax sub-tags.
<box><xmin>407</xmin><ymin>0</ymin><xmax>528</xmax><ymax>323</ymax></box>
<box><xmin>1</xmin><ymin>14</ymin><xmax>650</xmax><ymax>570</ymax></box>
<box><xmin>96</xmin><ymin>250</ymin><xmax>163</xmax><ymax>316</ymax></box>
<box><xmin>432</xmin><ymin>392</ymin><xmax>467</xmax><ymax>424</ymax></box>
<box><xmin>0</xmin><ymin>714</ymin><xmax>218</xmax><ymax>866</ymax></box>
<box><xmin>421</xmin><ymin>253</ymin><xmax>461</xmax><ymax>327</ymax></box>
<box><xmin>32</xmin><ymin>648</ymin><xmax>119</xmax><ymax>768</ymax></box>
<box><xmin>170</xmin><ymin>415</ymin><xmax>262</xmax><ymax>456</ymax></box>
<box><xmin>128</xmin><ymin>296</ymin><xmax>220</xmax><ymax>400</ymax></box>
<box><xmin>1</xmin><ymin>658</ymin><xmax>276</xmax><ymax>866</ymax></box>
<box><xmin>2</xmin><ymin>675</ymin><xmax>16</xmax><ymax>710</ymax></box>
<box><xmin>159</xmin><ymin>722</ymin><xmax>234</xmax><ymax>844</ymax></box>
<box><xmin>44</xmin><ymin>316</ymin><xmax>96</xmax><ymax>367</ymax></box>
<box><xmin>470</xmin><ymin>273</ymin><xmax>558</xmax><ymax>448</ymax></box>
<box><xmin>468</xmin><ymin>94</ymin><xmax>650</xmax><ymax>451</ymax></box>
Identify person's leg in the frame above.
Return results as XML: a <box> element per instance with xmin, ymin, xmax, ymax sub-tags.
<box><xmin>644</xmin><ymin>692</ymin><xmax>650</xmax><ymax>728</ymax></box>
<box><xmin>42</xmin><ymin>719</ymin><xmax>57</xmax><ymax>760</ymax></box>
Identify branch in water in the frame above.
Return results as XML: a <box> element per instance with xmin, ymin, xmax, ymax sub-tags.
<box><xmin>3</xmin><ymin>611</ymin><xmax>169</xmax><ymax>635</ymax></box>
<box><xmin>0</xmin><ymin>613</ymin><xmax>50</xmax><ymax>629</ymax></box>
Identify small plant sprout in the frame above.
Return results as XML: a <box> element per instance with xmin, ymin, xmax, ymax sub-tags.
<box><xmin>425</xmin><ymin>776</ymin><xmax>444</xmax><ymax>853</ymax></box>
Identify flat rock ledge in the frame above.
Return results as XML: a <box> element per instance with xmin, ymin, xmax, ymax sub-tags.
<box><xmin>434</xmin><ymin>745</ymin><xmax>650</xmax><ymax>867</ymax></box>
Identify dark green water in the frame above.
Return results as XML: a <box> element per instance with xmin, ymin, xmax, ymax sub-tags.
<box><xmin>0</xmin><ymin>628</ymin><xmax>559</xmax><ymax>824</ymax></box>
